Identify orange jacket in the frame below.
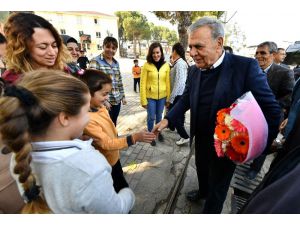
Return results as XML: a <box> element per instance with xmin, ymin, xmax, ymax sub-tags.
<box><xmin>84</xmin><ymin>107</ymin><xmax>129</xmax><ymax>166</ymax></box>
<box><xmin>132</xmin><ymin>66</ymin><xmax>141</xmax><ymax>78</ymax></box>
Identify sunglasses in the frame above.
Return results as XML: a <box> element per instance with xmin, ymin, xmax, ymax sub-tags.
<box><xmin>255</xmin><ymin>51</ymin><xmax>269</xmax><ymax>55</ymax></box>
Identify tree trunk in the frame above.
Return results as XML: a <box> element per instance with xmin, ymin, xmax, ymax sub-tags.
<box><xmin>133</xmin><ymin>35</ymin><xmax>137</xmax><ymax>56</ymax></box>
<box><xmin>177</xmin><ymin>12</ymin><xmax>192</xmax><ymax>51</ymax></box>
<box><xmin>138</xmin><ymin>40</ymin><xmax>142</xmax><ymax>57</ymax></box>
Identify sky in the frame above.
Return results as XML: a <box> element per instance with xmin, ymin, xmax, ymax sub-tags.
<box><xmin>2</xmin><ymin>0</ymin><xmax>298</xmax><ymax>50</ymax></box>
<box><xmin>142</xmin><ymin>10</ymin><xmax>298</xmax><ymax>49</ymax></box>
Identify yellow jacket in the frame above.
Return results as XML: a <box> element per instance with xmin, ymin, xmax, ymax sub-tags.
<box><xmin>140</xmin><ymin>62</ymin><xmax>170</xmax><ymax>106</ymax></box>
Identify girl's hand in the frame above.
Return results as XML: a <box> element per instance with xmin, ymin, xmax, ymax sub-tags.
<box><xmin>133</xmin><ymin>130</ymin><xmax>156</xmax><ymax>143</ymax></box>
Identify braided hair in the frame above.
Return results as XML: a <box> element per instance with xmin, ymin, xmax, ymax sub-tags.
<box><xmin>0</xmin><ymin>69</ymin><xmax>89</xmax><ymax>213</ymax></box>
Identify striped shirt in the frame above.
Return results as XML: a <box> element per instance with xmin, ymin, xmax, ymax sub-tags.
<box><xmin>89</xmin><ymin>54</ymin><xmax>125</xmax><ymax>105</ymax></box>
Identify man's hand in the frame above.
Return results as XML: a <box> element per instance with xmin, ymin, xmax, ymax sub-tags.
<box><xmin>142</xmin><ymin>105</ymin><xmax>147</xmax><ymax>109</ymax></box>
<box><xmin>165</xmin><ymin>101</ymin><xmax>170</xmax><ymax>108</ymax></box>
<box><xmin>152</xmin><ymin>119</ymin><xmax>169</xmax><ymax>136</ymax></box>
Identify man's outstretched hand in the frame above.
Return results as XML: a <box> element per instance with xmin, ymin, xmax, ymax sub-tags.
<box><xmin>152</xmin><ymin>119</ymin><xmax>169</xmax><ymax>136</ymax></box>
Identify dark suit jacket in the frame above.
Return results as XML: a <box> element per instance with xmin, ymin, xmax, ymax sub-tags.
<box><xmin>266</xmin><ymin>63</ymin><xmax>295</xmax><ymax>111</ymax></box>
<box><xmin>166</xmin><ymin>53</ymin><xmax>282</xmax><ymax>153</ymax></box>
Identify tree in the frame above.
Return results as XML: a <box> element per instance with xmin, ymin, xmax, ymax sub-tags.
<box><xmin>115</xmin><ymin>11</ymin><xmax>131</xmax><ymax>57</ymax></box>
<box><xmin>122</xmin><ymin>12</ymin><xmax>150</xmax><ymax>56</ymax></box>
<box><xmin>0</xmin><ymin>11</ymin><xmax>9</xmax><ymax>33</ymax></box>
<box><xmin>224</xmin><ymin>22</ymin><xmax>247</xmax><ymax>54</ymax></box>
<box><xmin>115</xmin><ymin>11</ymin><xmax>151</xmax><ymax>57</ymax></box>
<box><xmin>152</xmin><ymin>11</ymin><xmax>224</xmax><ymax>50</ymax></box>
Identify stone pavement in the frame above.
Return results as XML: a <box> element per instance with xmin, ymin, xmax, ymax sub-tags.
<box><xmin>116</xmin><ymin>58</ymin><xmax>273</xmax><ymax>214</ymax></box>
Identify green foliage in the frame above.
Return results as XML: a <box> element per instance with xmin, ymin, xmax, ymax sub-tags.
<box><xmin>115</xmin><ymin>11</ymin><xmax>179</xmax><ymax>48</ymax></box>
<box><xmin>152</xmin><ymin>11</ymin><xmax>225</xmax><ymax>49</ymax></box>
<box><xmin>0</xmin><ymin>11</ymin><xmax>9</xmax><ymax>23</ymax></box>
<box><xmin>153</xmin><ymin>11</ymin><xmax>224</xmax><ymax>24</ymax></box>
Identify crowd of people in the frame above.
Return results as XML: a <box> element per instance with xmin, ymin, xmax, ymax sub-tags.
<box><xmin>0</xmin><ymin>12</ymin><xmax>299</xmax><ymax>214</ymax></box>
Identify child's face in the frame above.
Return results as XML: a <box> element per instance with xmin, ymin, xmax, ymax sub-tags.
<box><xmin>103</xmin><ymin>43</ymin><xmax>117</xmax><ymax>61</ymax></box>
<box><xmin>90</xmin><ymin>83</ymin><xmax>112</xmax><ymax>108</ymax></box>
<box><xmin>68</xmin><ymin>93</ymin><xmax>91</xmax><ymax>139</ymax></box>
<box><xmin>134</xmin><ymin>61</ymin><xmax>138</xmax><ymax>66</ymax></box>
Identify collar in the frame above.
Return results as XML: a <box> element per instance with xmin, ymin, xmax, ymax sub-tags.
<box><xmin>30</xmin><ymin>139</ymin><xmax>94</xmax><ymax>163</ymax></box>
<box><xmin>99</xmin><ymin>53</ymin><xmax>118</xmax><ymax>66</ymax></box>
<box><xmin>200</xmin><ymin>51</ymin><xmax>225</xmax><ymax>71</ymax></box>
<box><xmin>264</xmin><ymin>63</ymin><xmax>273</xmax><ymax>73</ymax></box>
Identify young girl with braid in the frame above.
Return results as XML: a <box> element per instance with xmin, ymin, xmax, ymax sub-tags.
<box><xmin>75</xmin><ymin>69</ymin><xmax>156</xmax><ymax>193</ymax></box>
<box><xmin>0</xmin><ymin>69</ymin><xmax>134</xmax><ymax>213</ymax></box>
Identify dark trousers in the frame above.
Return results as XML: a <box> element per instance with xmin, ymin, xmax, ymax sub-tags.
<box><xmin>109</xmin><ymin>103</ymin><xmax>121</xmax><ymax>126</ymax></box>
<box><xmin>133</xmin><ymin>78</ymin><xmax>140</xmax><ymax>92</ymax></box>
<box><xmin>111</xmin><ymin>160</ymin><xmax>129</xmax><ymax>193</ymax></box>
<box><xmin>168</xmin><ymin>96</ymin><xmax>189</xmax><ymax>139</ymax></box>
<box><xmin>195</xmin><ymin>135</ymin><xmax>236</xmax><ymax>213</ymax></box>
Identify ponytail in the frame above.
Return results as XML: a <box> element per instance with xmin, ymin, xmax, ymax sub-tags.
<box><xmin>0</xmin><ymin>86</ymin><xmax>51</xmax><ymax>213</ymax></box>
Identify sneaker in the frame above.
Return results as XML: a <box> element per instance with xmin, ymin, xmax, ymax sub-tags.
<box><xmin>150</xmin><ymin>140</ymin><xmax>156</xmax><ymax>146</ymax></box>
<box><xmin>158</xmin><ymin>133</ymin><xmax>164</xmax><ymax>142</ymax></box>
<box><xmin>176</xmin><ymin>138</ymin><xmax>190</xmax><ymax>146</ymax></box>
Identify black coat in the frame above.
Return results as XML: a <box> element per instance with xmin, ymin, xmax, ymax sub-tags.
<box><xmin>266</xmin><ymin>63</ymin><xmax>295</xmax><ymax>111</ymax></box>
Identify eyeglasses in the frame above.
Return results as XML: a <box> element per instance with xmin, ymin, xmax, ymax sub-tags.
<box><xmin>255</xmin><ymin>51</ymin><xmax>269</xmax><ymax>55</ymax></box>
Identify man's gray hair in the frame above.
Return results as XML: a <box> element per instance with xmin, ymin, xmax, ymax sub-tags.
<box><xmin>187</xmin><ymin>17</ymin><xmax>224</xmax><ymax>40</ymax></box>
<box><xmin>257</xmin><ymin>41</ymin><xmax>278</xmax><ymax>54</ymax></box>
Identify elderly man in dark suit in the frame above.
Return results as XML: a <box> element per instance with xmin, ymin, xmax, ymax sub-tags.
<box><xmin>246</xmin><ymin>41</ymin><xmax>295</xmax><ymax>180</ymax></box>
<box><xmin>152</xmin><ymin>17</ymin><xmax>282</xmax><ymax>213</ymax></box>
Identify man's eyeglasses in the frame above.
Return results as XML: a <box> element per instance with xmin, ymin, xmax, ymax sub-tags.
<box><xmin>255</xmin><ymin>51</ymin><xmax>269</xmax><ymax>55</ymax></box>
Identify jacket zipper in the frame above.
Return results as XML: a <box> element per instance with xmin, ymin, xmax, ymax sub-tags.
<box><xmin>158</xmin><ymin>66</ymin><xmax>160</xmax><ymax>99</ymax></box>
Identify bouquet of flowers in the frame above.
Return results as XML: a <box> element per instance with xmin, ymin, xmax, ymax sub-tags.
<box><xmin>214</xmin><ymin>92</ymin><xmax>268</xmax><ymax>163</ymax></box>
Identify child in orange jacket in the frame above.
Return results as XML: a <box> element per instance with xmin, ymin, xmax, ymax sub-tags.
<box><xmin>132</xmin><ymin>59</ymin><xmax>141</xmax><ymax>93</ymax></box>
<box><xmin>77</xmin><ymin>69</ymin><xmax>156</xmax><ymax>192</ymax></box>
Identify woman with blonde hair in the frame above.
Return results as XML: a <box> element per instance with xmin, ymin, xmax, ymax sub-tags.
<box><xmin>0</xmin><ymin>69</ymin><xmax>134</xmax><ymax>213</ymax></box>
<box><xmin>2</xmin><ymin>12</ymin><xmax>70</xmax><ymax>84</ymax></box>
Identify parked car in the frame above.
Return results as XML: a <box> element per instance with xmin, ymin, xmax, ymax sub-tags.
<box><xmin>284</xmin><ymin>41</ymin><xmax>300</xmax><ymax>65</ymax></box>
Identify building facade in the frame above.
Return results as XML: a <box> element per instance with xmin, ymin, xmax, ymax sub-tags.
<box><xmin>35</xmin><ymin>11</ymin><xmax>119</xmax><ymax>58</ymax></box>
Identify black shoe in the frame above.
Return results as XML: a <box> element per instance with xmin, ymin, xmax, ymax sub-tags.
<box><xmin>158</xmin><ymin>133</ymin><xmax>164</xmax><ymax>142</ymax></box>
<box><xmin>245</xmin><ymin>169</ymin><xmax>258</xmax><ymax>180</ymax></box>
<box><xmin>150</xmin><ymin>140</ymin><xmax>156</xmax><ymax>146</ymax></box>
<box><xmin>186</xmin><ymin>190</ymin><xmax>203</xmax><ymax>202</ymax></box>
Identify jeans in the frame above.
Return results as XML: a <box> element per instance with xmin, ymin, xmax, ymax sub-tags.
<box><xmin>147</xmin><ymin>98</ymin><xmax>166</xmax><ymax>131</ymax></box>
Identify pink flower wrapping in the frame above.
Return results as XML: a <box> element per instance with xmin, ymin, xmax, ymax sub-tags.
<box><xmin>214</xmin><ymin>91</ymin><xmax>268</xmax><ymax>163</ymax></box>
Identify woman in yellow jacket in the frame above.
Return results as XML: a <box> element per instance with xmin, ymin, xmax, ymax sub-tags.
<box><xmin>140</xmin><ymin>42</ymin><xmax>170</xmax><ymax>146</ymax></box>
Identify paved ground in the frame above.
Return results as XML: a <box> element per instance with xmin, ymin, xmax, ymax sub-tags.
<box><xmin>115</xmin><ymin>57</ymin><xmax>273</xmax><ymax>214</ymax></box>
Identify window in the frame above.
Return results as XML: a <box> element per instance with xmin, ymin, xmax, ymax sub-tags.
<box><xmin>94</xmin><ymin>18</ymin><xmax>98</xmax><ymax>24</ymax></box>
<box><xmin>96</xmin><ymin>32</ymin><xmax>101</xmax><ymax>38</ymax></box>
<box><xmin>97</xmin><ymin>44</ymin><xmax>102</xmax><ymax>50</ymax></box>
<box><xmin>60</xmin><ymin>29</ymin><xmax>66</xmax><ymax>35</ymax></box>
<box><xmin>79</xmin><ymin>31</ymin><xmax>84</xmax><ymax>36</ymax></box>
